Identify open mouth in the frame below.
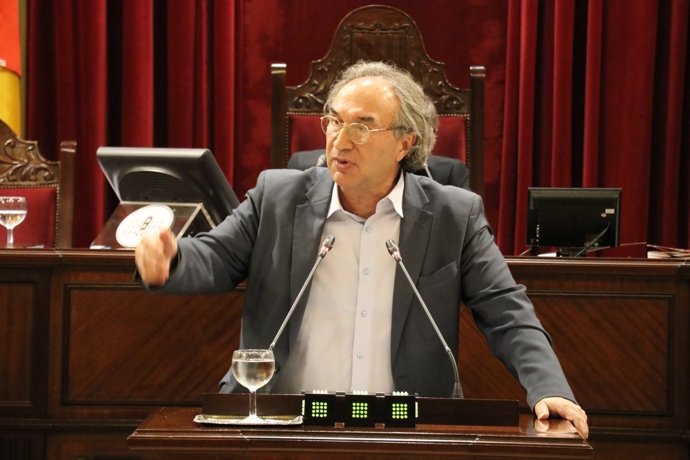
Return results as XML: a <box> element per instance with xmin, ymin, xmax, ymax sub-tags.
<box><xmin>331</xmin><ymin>157</ymin><xmax>352</xmax><ymax>169</ymax></box>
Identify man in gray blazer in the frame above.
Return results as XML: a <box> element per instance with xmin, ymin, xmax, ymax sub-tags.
<box><xmin>135</xmin><ymin>61</ymin><xmax>588</xmax><ymax>438</ymax></box>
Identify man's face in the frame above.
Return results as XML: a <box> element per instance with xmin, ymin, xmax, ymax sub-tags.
<box><xmin>326</xmin><ymin>76</ymin><xmax>414</xmax><ymax>199</ymax></box>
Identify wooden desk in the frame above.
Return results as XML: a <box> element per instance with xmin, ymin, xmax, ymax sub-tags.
<box><xmin>0</xmin><ymin>249</ymin><xmax>688</xmax><ymax>459</ymax></box>
<box><xmin>128</xmin><ymin>407</ymin><xmax>591</xmax><ymax>459</ymax></box>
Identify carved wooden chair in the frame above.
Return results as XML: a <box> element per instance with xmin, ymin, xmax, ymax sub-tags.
<box><xmin>270</xmin><ymin>4</ymin><xmax>485</xmax><ymax>195</ymax></box>
<box><xmin>0</xmin><ymin>119</ymin><xmax>75</xmax><ymax>247</ymax></box>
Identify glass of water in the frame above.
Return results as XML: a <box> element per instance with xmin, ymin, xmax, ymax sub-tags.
<box><xmin>0</xmin><ymin>196</ymin><xmax>28</xmax><ymax>248</ymax></box>
<box><xmin>231</xmin><ymin>349</ymin><xmax>275</xmax><ymax>423</ymax></box>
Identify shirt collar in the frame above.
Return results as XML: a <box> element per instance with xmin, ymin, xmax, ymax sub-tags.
<box><xmin>327</xmin><ymin>172</ymin><xmax>405</xmax><ymax>218</ymax></box>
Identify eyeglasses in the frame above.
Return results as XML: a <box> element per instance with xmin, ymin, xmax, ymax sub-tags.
<box><xmin>320</xmin><ymin>115</ymin><xmax>395</xmax><ymax>145</ymax></box>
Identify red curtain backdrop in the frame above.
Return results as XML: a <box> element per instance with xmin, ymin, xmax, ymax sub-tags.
<box><xmin>24</xmin><ymin>0</ymin><xmax>688</xmax><ymax>253</ymax></box>
<box><xmin>26</xmin><ymin>0</ymin><xmax>237</xmax><ymax>246</ymax></box>
<box><xmin>499</xmin><ymin>0</ymin><xmax>689</xmax><ymax>254</ymax></box>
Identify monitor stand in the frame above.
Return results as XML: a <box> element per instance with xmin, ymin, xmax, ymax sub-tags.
<box><xmin>90</xmin><ymin>201</ymin><xmax>214</xmax><ymax>250</ymax></box>
<box><xmin>556</xmin><ymin>247</ymin><xmax>587</xmax><ymax>257</ymax></box>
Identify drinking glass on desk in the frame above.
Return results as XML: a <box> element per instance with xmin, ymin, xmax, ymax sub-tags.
<box><xmin>0</xmin><ymin>196</ymin><xmax>27</xmax><ymax>248</ymax></box>
<box><xmin>231</xmin><ymin>349</ymin><xmax>275</xmax><ymax>424</ymax></box>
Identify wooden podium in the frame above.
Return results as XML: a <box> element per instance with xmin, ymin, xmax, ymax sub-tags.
<box><xmin>1</xmin><ymin>251</ymin><xmax>687</xmax><ymax>458</ymax></box>
<box><xmin>128</xmin><ymin>405</ymin><xmax>591</xmax><ymax>459</ymax></box>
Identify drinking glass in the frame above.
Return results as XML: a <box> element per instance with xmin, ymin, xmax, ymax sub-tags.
<box><xmin>231</xmin><ymin>349</ymin><xmax>275</xmax><ymax>423</ymax></box>
<box><xmin>0</xmin><ymin>196</ymin><xmax>28</xmax><ymax>248</ymax></box>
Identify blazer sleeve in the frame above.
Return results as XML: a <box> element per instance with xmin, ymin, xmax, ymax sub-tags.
<box><xmin>459</xmin><ymin>195</ymin><xmax>576</xmax><ymax>408</ymax></box>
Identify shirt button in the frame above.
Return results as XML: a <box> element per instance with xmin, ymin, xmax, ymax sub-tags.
<box><xmin>365</xmin><ymin>226</ymin><xmax>373</xmax><ymax>233</ymax></box>
<box><xmin>360</xmin><ymin>310</ymin><xmax>367</xmax><ymax>317</ymax></box>
<box><xmin>363</xmin><ymin>268</ymin><xmax>370</xmax><ymax>275</ymax></box>
<box><xmin>356</xmin><ymin>352</ymin><xmax>363</xmax><ymax>359</ymax></box>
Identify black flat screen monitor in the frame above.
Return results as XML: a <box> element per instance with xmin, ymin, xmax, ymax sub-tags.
<box><xmin>527</xmin><ymin>187</ymin><xmax>622</xmax><ymax>256</ymax></box>
<box><xmin>96</xmin><ymin>147</ymin><xmax>240</xmax><ymax>225</ymax></box>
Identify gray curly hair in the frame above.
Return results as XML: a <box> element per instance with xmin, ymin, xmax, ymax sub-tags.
<box><xmin>324</xmin><ymin>61</ymin><xmax>438</xmax><ymax>172</ymax></box>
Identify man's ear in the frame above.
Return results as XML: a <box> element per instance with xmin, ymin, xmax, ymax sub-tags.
<box><xmin>396</xmin><ymin>133</ymin><xmax>417</xmax><ymax>162</ymax></box>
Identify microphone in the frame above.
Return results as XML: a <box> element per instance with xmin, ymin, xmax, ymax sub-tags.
<box><xmin>268</xmin><ymin>235</ymin><xmax>335</xmax><ymax>351</ymax></box>
<box><xmin>385</xmin><ymin>239</ymin><xmax>462</xmax><ymax>398</ymax></box>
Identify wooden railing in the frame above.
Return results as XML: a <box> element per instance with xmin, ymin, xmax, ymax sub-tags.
<box><xmin>0</xmin><ymin>249</ymin><xmax>687</xmax><ymax>459</ymax></box>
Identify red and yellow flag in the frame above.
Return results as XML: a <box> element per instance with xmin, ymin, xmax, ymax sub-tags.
<box><xmin>0</xmin><ymin>0</ymin><xmax>22</xmax><ymax>134</ymax></box>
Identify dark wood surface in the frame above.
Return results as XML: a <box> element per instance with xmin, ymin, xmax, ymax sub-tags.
<box><xmin>0</xmin><ymin>249</ymin><xmax>688</xmax><ymax>459</ymax></box>
<box><xmin>128</xmin><ymin>407</ymin><xmax>590</xmax><ymax>459</ymax></box>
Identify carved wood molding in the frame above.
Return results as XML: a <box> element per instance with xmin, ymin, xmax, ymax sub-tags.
<box><xmin>0</xmin><ymin>128</ymin><xmax>58</xmax><ymax>184</ymax></box>
<box><xmin>286</xmin><ymin>5</ymin><xmax>469</xmax><ymax>116</ymax></box>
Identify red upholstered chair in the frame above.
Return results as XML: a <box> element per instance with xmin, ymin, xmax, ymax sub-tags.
<box><xmin>270</xmin><ymin>4</ymin><xmax>485</xmax><ymax>195</ymax></box>
<box><xmin>0</xmin><ymin>119</ymin><xmax>75</xmax><ymax>248</ymax></box>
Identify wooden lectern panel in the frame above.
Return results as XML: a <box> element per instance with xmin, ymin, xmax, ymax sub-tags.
<box><xmin>0</xmin><ymin>284</ymin><xmax>35</xmax><ymax>403</ymax></box>
<box><xmin>535</xmin><ymin>293</ymin><xmax>670</xmax><ymax>413</ymax></box>
<box><xmin>0</xmin><ymin>250</ymin><xmax>688</xmax><ymax>459</ymax></box>
<box><xmin>63</xmin><ymin>287</ymin><xmax>241</xmax><ymax>404</ymax></box>
<box><xmin>128</xmin><ymin>407</ymin><xmax>591</xmax><ymax>459</ymax></box>
<box><xmin>460</xmin><ymin>293</ymin><xmax>672</xmax><ymax>414</ymax></box>
<box><xmin>0</xmin><ymin>267</ymin><xmax>50</xmax><ymax>417</ymax></box>
<box><xmin>459</xmin><ymin>258</ymin><xmax>688</xmax><ymax>431</ymax></box>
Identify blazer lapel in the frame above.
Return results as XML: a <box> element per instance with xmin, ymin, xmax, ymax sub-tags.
<box><xmin>288</xmin><ymin>171</ymin><xmax>333</xmax><ymax>349</ymax></box>
<box><xmin>390</xmin><ymin>174</ymin><xmax>433</xmax><ymax>365</ymax></box>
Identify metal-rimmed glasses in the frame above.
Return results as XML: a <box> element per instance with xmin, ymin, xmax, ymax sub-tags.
<box><xmin>320</xmin><ymin>115</ymin><xmax>395</xmax><ymax>145</ymax></box>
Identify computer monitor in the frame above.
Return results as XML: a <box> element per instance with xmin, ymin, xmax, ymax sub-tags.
<box><xmin>526</xmin><ymin>187</ymin><xmax>622</xmax><ymax>257</ymax></box>
<box><xmin>96</xmin><ymin>147</ymin><xmax>240</xmax><ymax>225</ymax></box>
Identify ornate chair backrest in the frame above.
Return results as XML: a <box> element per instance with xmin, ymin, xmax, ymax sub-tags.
<box><xmin>270</xmin><ymin>4</ymin><xmax>485</xmax><ymax>194</ymax></box>
<box><xmin>0</xmin><ymin>120</ymin><xmax>75</xmax><ymax>247</ymax></box>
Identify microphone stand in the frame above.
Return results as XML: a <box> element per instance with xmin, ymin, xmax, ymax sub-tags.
<box><xmin>386</xmin><ymin>239</ymin><xmax>462</xmax><ymax>398</ymax></box>
<box><xmin>268</xmin><ymin>235</ymin><xmax>335</xmax><ymax>351</ymax></box>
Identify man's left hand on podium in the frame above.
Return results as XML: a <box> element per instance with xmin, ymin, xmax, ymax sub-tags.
<box><xmin>534</xmin><ymin>396</ymin><xmax>589</xmax><ymax>439</ymax></box>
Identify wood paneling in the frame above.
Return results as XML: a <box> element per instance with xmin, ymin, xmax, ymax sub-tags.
<box><xmin>0</xmin><ymin>284</ymin><xmax>35</xmax><ymax>404</ymax></box>
<box><xmin>460</xmin><ymin>293</ymin><xmax>674</xmax><ymax>416</ymax></box>
<box><xmin>46</xmin><ymin>432</ymin><xmax>151</xmax><ymax>460</ymax></box>
<box><xmin>0</xmin><ymin>266</ymin><xmax>50</xmax><ymax>418</ymax></box>
<box><xmin>537</xmin><ymin>293</ymin><xmax>671</xmax><ymax>414</ymax></box>
<box><xmin>63</xmin><ymin>287</ymin><xmax>241</xmax><ymax>404</ymax></box>
<box><xmin>0</xmin><ymin>250</ymin><xmax>688</xmax><ymax>459</ymax></box>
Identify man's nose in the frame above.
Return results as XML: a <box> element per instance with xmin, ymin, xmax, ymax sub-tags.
<box><xmin>332</xmin><ymin>126</ymin><xmax>353</xmax><ymax>149</ymax></box>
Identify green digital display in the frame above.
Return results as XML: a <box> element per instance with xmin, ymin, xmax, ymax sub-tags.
<box><xmin>303</xmin><ymin>391</ymin><xmax>337</xmax><ymax>426</ymax></box>
<box><xmin>311</xmin><ymin>401</ymin><xmax>329</xmax><ymax>418</ymax></box>
<box><xmin>303</xmin><ymin>391</ymin><xmax>417</xmax><ymax>427</ymax></box>
<box><xmin>351</xmin><ymin>401</ymin><xmax>369</xmax><ymax>419</ymax></box>
<box><xmin>390</xmin><ymin>402</ymin><xmax>409</xmax><ymax>419</ymax></box>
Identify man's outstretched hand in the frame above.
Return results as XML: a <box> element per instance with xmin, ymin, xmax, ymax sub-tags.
<box><xmin>134</xmin><ymin>228</ymin><xmax>178</xmax><ymax>286</ymax></box>
<box><xmin>534</xmin><ymin>396</ymin><xmax>588</xmax><ymax>439</ymax></box>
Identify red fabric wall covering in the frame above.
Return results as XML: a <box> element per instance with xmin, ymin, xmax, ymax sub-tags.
<box><xmin>121</xmin><ymin>1</ymin><xmax>153</xmax><ymax>147</ymax></box>
<box><xmin>599</xmin><ymin>0</ymin><xmax>657</xmax><ymax>251</ymax></box>
<box><xmin>24</xmin><ymin>0</ymin><xmax>688</xmax><ymax>253</ymax></box>
<box><xmin>499</xmin><ymin>0</ymin><xmax>689</xmax><ymax>254</ymax></box>
<box><xmin>651</xmin><ymin>0</ymin><xmax>688</xmax><ymax>246</ymax></box>
<box><xmin>582</xmin><ymin>0</ymin><xmax>602</xmax><ymax>187</ymax></box>
<box><xmin>498</xmin><ymin>0</ymin><xmax>537</xmax><ymax>253</ymax></box>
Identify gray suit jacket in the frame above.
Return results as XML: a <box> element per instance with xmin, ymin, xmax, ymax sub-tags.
<box><xmin>162</xmin><ymin>167</ymin><xmax>574</xmax><ymax>408</ymax></box>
